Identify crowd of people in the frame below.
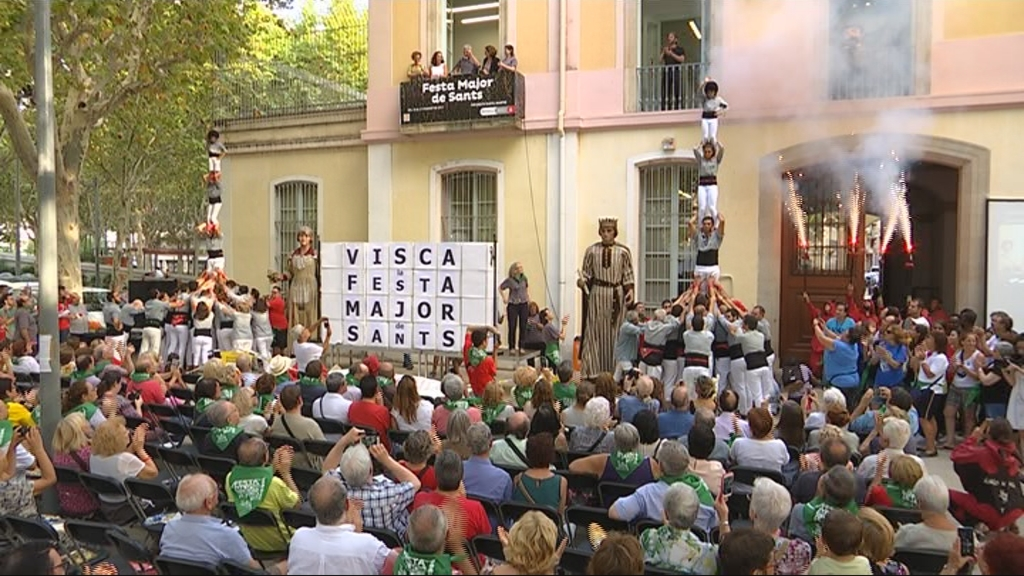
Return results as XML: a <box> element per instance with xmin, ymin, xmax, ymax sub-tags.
<box><xmin>1</xmin><ymin>267</ymin><xmax>1024</xmax><ymax>575</ymax></box>
<box><xmin>407</xmin><ymin>43</ymin><xmax>518</xmax><ymax>81</ymax></box>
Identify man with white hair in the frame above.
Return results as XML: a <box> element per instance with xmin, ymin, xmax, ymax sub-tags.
<box><xmin>312</xmin><ymin>370</ymin><xmax>352</xmax><ymax>424</ymax></box>
<box><xmin>198</xmin><ymin>400</ymin><xmax>250</xmax><ymax>459</ymax></box>
<box><xmin>490</xmin><ymin>411</ymin><xmax>531</xmax><ymax>469</ymax></box>
<box><xmin>618</xmin><ymin>374</ymin><xmax>659</xmax><ymax>425</ymax></box>
<box><xmin>462</xmin><ymin>423</ymin><xmax>513</xmax><ymax>502</ymax></box>
<box><xmin>292</xmin><ymin>317</ymin><xmax>331</xmax><ymax>372</ymax></box>
<box><xmin>322</xmin><ymin>428</ymin><xmax>422</xmax><ymax>536</ymax></box>
<box><xmin>431</xmin><ymin>373</ymin><xmax>481</xmax><ymax>435</ymax></box>
<box><xmin>857</xmin><ymin>417</ymin><xmax>925</xmax><ymax>481</ymax></box>
<box><xmin>604</xmin><ymin>438</ymin><xmax>720</xmax><ymax>534</ymax></box>
<box><xmin>395</xmin><ymin>505</ymin><xmax>456</xmax><ymax>575</ymax></box>
<box><xmin>453</xmin><ymin>44</ymin><xmax>480</xmax><ymax>75</ymax></box>
<box><xmin>750</xmin><ymin>477</ymin><xmax>811</xmax><ymax>576</ymax></box>
<box><xmin>639</xmin><ymin>483</ymin><xmax>723</xmax><ymax>574</ymax></box>
<box><xmin>805</xmin><ymin>387</ymin><xmax>847</xmax><ymax>429</ymax></box>
<box><xmin>894</xmin><ymin>475</ymin><xmax>960</xmax><ymax>550</ymax></box>
<box><xmin>287</xmin><ymin>474</ymin><xmax>396</xmax><ymax>575</ymax></box>
<box><xmin>160</xmin><ymin>473</ymin><xmax>281</xmax><ymax>571</ymax></box>
<box><xmin>787</xmin><ymin>465</ymin><xmax>858</xmax><ymax>542</ymax></box>
<box><xmin>640</xmin><ymin>308</ymin><xmax>679</xmax><ymax>379</ymax></box>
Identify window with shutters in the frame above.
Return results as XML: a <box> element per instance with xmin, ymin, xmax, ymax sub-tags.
<box><xmin>441</xmin><ymin>170</ymin><xmax>498</xmax><ymax>243</ymax></box>
<box><xmin>638</xmin><ymin>162</ymin><xmax>698</xmax><ymax>306</ymax></box>
<box><xmin>273</xmin><ymin>180</ymin><xmax>319</xmax><ymax>271</ymax></box>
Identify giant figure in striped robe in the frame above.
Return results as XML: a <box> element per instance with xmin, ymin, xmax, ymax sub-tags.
<box><xmin>578</xmin><ymin>218</ymin><xmax>635</xmax><ymax>378</ymax></box>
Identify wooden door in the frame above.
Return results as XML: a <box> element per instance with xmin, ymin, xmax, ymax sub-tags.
<box><xmin>778</xmin><ymin>169</ymin><xmax>866</xmax><ymax>363</ymax></box>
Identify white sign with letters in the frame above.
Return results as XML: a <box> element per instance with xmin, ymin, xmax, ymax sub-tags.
<box><xmin>321</xmin><ymin>242</ymin><xmax>496</xmax><ymax>352</ymax></box>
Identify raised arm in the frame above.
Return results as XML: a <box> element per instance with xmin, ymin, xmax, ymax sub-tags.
<box><xmin>717</xmin><ymin>213</ymin><xmax>726</xmax><ymax>238</ymax></box>
<box><xmin>813</xmin><ymin>318</ymin><xmax>837</xmax><ymax>350</ymax></box>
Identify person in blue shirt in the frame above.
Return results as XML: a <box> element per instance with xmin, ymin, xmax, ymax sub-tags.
<box><xmin>825</xmin><ymin>302</ymin><xmax>857</xmax><ymax>335</ymax></box>
<box><xmin>658</xmin><ymin>385</ymin><xmax>695</xmax><ymax>439</ymax></box>
<box><xmin>870</xmin><ymin>324</ymin><xmax>909</xmax><ymax>391</ymax></box>
<box><xmin>815</xmin><ymin>318</ymin><xmax>864</xmax><ymax>411</ymax></box>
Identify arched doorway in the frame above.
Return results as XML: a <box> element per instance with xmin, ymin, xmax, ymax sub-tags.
<box><xmin>756</xmin><ymin>134</ymin><xmax>990</xmax><ymax>363</ymax></box>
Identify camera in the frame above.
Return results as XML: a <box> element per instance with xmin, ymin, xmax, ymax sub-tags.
<box><xmin>128</xmin><ymin>391</ymin><xmax>141</xmax><ymax>402</ymax></box>
<box><xmin>361</xmin><ymin>434</ymin><xmax>379</xmax><ymax>448</ymax></box>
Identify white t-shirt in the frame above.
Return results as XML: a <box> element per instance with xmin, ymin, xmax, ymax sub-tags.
<box><xmin>89</xmin><ymin>452</ymin><xmax>146</xmax><ymax>503</ymax></box>
<box><xmin>11</xmin><ymin>356</ymin><xmax>40</xmax><ymax>374</ymax></box>
<box><xmin>293</xmin><ymin>342</ymin><xmax>323</xmax><ymax>372</ymax></box>
<box><xmin>287</xmin><ymin>524</ymin><xmax>391</xmax><ymax>575</ymax></box>
<box><xmin>952</xmin><ymin>350</ymin><xmax>983</xmax><ymax>389</ymax></box>
<box><xmin>730</xmin><ymin>438</ymin><xmax>790</xmax><ymax>472</ymax></box>
<box><xmin>312</xmin><ymin>393</ymin><xmax>352</xmax><ymax>424</ymax></box>
<box><xmin>239</xmin><ymin>413</ymin><xmax>269</xmax><ymax>436</ymax></box>
<box><xmin>917</xmin><ymin>352</ymin><xmax>949</xmax><ymax>394</ymax></box>
<box><xmin>391</xmin><ymin>399</ymin><xmax>434</xmax><ymax>432</ymax></box>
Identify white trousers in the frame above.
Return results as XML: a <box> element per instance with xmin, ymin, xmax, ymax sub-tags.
<box><xmin>660</xmin><ymin>359</ymin><xmax>679</xmax><ymax>388</ymax></box>
<box><xmin>701</xmin><ymin>118</ymin><xmax>719</xmax><ymax>142</ymax></box>
<box><xmin>165</xmin><ymin>324</ymin><xmax>189</xmax><ymax>363</ymax></box>
<box><xmin>207</xmin><ymin>202</ymin><xmax>222</xmax><ymax>225</ymax></box>
<box><xmin>697</xmin><ymin>184</ymin><xmax>719</xmax><ymax>223</ymax></box>
<box><xmin>217</xmin><ymin>327</ymin><xmax>234</xmax><ymax>352</ymax></box>
<box><xmin>682</xmin><ymin>365</ymin><xmax>712</xmax><ymax>397</ymax></box>
<box><xmin>233</xmin><ymin>338</ymin><xmax>253</xmax><ymax>353</ymax></box>
<box><xmin>192</xmin><ymin>335</ymin><xmax>213</xmax><ymax>367</ymax></box>
<box><xmin>640</xmin><ymin>362</ymin><xmax>662</xmax><ymax>381</ymax></box>
<box><xmin>140</xmin><ymin>326</ymin><xmax>162</xmax><ymax>357</ymax></box>
<box><xmin>744</xmin><ymin>366</ymin><xmax>774</xmax><ymax>413</ymax></box>
<box><xmin>208</xmin><ymin>157</ymin><xmax>222</xmax><ymax>172</ymax></box>
<box><xmin>208</xmin><ymin>257</ymin><xmax>225</xmax><ymax>272</ymax></box>
<box><xmin>729</xmin><ymin>358</ymin><xmax>747</xmax><ymax>411</ymax></box>
<box><xmin>255</xmin><ymin>336</ymin><xmax>273</xmax><ymax>360</ymax></box>
<box><xmin>715</xmin><ymin>357</ymin><xmax>731</xmax><ymax>382</ymax></box>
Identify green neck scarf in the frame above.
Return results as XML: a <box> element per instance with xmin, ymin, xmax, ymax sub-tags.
<box><xmin>345</xmin><ymin>373</ymin><xmax>359</xmax><ymax>388</ymax></box>
<box><xmin>196</xmin><ymin>397</ymin><xmax>214</xmax><ymax>414</ymax></box>
<box><xmin>71</xmin><ymin>367</ymin><xmax>97</xmax><ymax>381</ymax></box>
<box><xmin>210</xmin><ymin>425</ymin><xmax>244</xmax><ymax>451</ymax></box>
<box><xmin>445</xmin><ymin>399</ymin><xmax>471</xmax><ymax>412</ymax></box>
<box><xmin>514</xmin><ymin>387</ymin><xmax>533</xmax><ymax>409</ymax></box>
<box><xmin>883</xmin><ymin>480</ymin><xmax>917</xmax><ymax>509</ymax></box>
<box><xmin>377</xmin><ymin>376</ymin><xmax>394</xmax><ymax>388</ymax></box>
<box><xmin>255</xmin><ymin>393</ymin><xmax>274</xmax><ymax>415</ymax></box>
<box><xmin>299</xmin><ymin>376</ymin><xmax>322</xmax><ymax>387</ymax></box>
<box><xmin>130</xmin><ymin>371</ymin><xmax>150</xmax><ymax>383</ymax></box>
<box><xmin>662</xmin><ymin>473</ymin><xmax>714</xmax><ymax>507</ymax></box>
<box><xmin>0</xmin><ymin>421</ymin><xmax>12</xmax><ymax>447</ymax></box>
<box><xmin>394</xmin><ymin>549</ymin><xmax>455</xmax><ymax>576</ymax></box>
<box><xmin>275</xmin><ymin>373</ymin><xmax>291</xmax><ymax>385</ymax></box>
<box><xmin>95</xmin><ymin>360</ymin><xmax>111</xmax><ymax>372</ymax></box>
<box><xmin>803</xmin><ymin>496</ymin><xmax>859</xmax><ymax>539</ymax></box>
<box><xmin>228</xmin><ymin>465</ymin><xmax>275</xmax><ymax>517</ymax></box>
<box><xmin>481</xmin><ymin>403</ymin><xmax>506</xmax><ymax>425</ymax></box>
<box><xmin>69</xmin><ymin>402</ymin><xmax>98</xmax><ymax>420</ymax></box>
<box><xmin>609</xmin><ymin>450</ymin><xmax>645</xmax><ymax>480</ymax></box>
<box><xmin>468</xmin><ymin>347</ymin><xmax>487</xmax><ymax>367</ymax></box>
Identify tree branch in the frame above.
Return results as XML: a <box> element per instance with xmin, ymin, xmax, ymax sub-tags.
<box><xmin>0</xmin><ymin>81</ymin><xmax>38</xmax><ymax>175</ymax></box>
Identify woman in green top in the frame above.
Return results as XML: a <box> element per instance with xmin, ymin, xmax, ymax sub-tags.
<box><xmin>512</xmin><ymin>433</ymin><xmax>567</xmax><ymax>514</ymax></box>
<box><xmin>61</xmin><ymin>380</ymin><xmax>106</xmax><ymax>429</ymax></box>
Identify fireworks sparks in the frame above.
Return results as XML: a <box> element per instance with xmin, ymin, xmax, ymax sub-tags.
<box><xmin>847</xmin><ymin>172</ymin><xmax>866</xmax><ymax>251</ymax></box>
<box><xmin>880</xmin><ymin>168</ymin><xmax>913</xmax><ymax>256</ymax></box>
<box><xmin>783</xmin><ymin>171</ymin><xmax>808</xmax><ymax>250</ymax></box>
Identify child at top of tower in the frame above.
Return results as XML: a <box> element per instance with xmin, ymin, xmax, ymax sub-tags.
<box><xmin>206</xmin><ymin>129</ymin><xmax>226</xmax><ymax>183</ymax></box>
<box><xmin>699</xmin><ymin>79</ymin><xmax>728</xmax><ymax>144</ymax></box>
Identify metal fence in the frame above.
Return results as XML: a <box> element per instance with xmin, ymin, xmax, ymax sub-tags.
<box><xmin>212</xmin><ymin>23</ymin><xmax>369</xmax><ymax>121</ymax></box>
<box><xmin>274</xmin><ymin>180</ymin><xmax>319</xmax><ymax>273</ymax></box>
<box><xmin>441</xmin><ymin>171</ymin><xmax>498</xmax><ymax>243</ymax></box>
<box><xmin>639</xmin><ymin>162</ymin><xmax>698</xmax><ymax>306</ymax></box>
<box><xmin>635</xmin><ymin>63</ymin><xmax>706</xmax><ymax>113</ymax></box>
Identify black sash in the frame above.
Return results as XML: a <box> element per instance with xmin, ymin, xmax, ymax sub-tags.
<box><xmin>744</xmin><ymin>351</ymin><xmax>768</xmax><ymax>370</ymax></box>
<box><xmin>683</xmin><ymin>353</ymin><xmax>710</xmax><ymax>368</ymax></box>
<box><xmin>696</xmin><ymin>249</ymin><xmax>719</xmax><ymax>266</ymax></box>
<box><xmin>144</xmin><ymin>318</ymin><xmax>163</xmax><ymax>329</ymax></box>
<box><xmin>194</xmin><ymin>328</ymin><xmax>213</xmax><ymax>337</ymax></box>
<box><xmin>712</xmin><ymin>341</ymin><xmax>730</xmax><ymax>359</ymax></box>
<box><xmin>220</xmin><ymin>321</ymin><xmax>234</xmax><ymax>329</ymax></box>
<box><xmin>698</xmin><ymin>176</ymin><xmax>717</xmax><ymax>186</ymax></box>
<box><xmin>208</xmin><ymin>249</ymin><xmax>224</xmax><ymax>258</ymax></box>
<box><xmin>764</xmin><ymin>339</ymin><xmax>775</xmax><ymax>357</ymax></box>
<box><xmin>728</xmin><ymin>344</ymin><xmax>743</xmax><ymax>360</ymax></box>
<box><xmin>701</xmin><ymin>110</ymin><xmax>718</xmax><ymax>119</ymax></box>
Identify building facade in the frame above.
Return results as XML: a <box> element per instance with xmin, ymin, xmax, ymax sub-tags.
<box><xmin>221</xmin><ymin>0</ymin><xmax>1024</xmax><ymax>361</ymax></box>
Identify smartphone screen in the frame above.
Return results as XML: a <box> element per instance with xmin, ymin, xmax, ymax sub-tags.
<box><xmin>721</xmin><ymin>473</ymin><xmax>734</xmax><ymax>497</ymax></box>
<box><xmin>361</xmin><ymin>435</ymin><xmax>379</xmax><ymax>448</ymax></box>
<box><xmin>958</xmin><ymin>526</ymin><xmax>975</xmax><ymax>557</ymax></box>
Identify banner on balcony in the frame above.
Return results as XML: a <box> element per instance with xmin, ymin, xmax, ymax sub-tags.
<box><xmin>320</xmin><ymin>242</ymin><xmax>496</xmax><ymax>352</ymax></box>
<box><xmin>400</xmin><ymin>73</ymin><xmax>522</xmax><ymax>125</ymax></box>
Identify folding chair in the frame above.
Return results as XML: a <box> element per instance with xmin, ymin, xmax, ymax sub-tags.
<box><xmin>289</xmin><ymin>466</ymin><xmax>322</xmax><ymax>496</ymax></box>
<box><xmin>304</xmin><ymin>439</ymin><xmax>337</xmax><ymax>467</ymax></box>
<box><xmin>3</xmin><ymin>515</ymin><xmax>59</xmax><ymax>542</ymax></box>
<box><xmin>190</xmin><ymin>426</ymin><xmax>213</xmax><ymax>446</ymax></box>
<box><xmin>267</xmin><ymin>435</ymin><xmax>305</xmax><ymax>454</ymax></box>
<box><xmin>876</xmin><ymin>507</ymin><xmax>923</xmax><ymax>530</ymax></box>
<box><xmin>499</xmin><ymin>501</ymin><xmax>562</xmax><ymax>533</ymax></box>
<box><xmin>196</xmin><ymin>454</ymin><xmax>237</xmax><ymax>487</ymax></box>
<box><xmin>364</xmin><ymin>527</ymin><xmax>403</xmax><ymax>549</ymax></box>
<box><xmin>893</xmin><ymin>548</ymin><xmax>949</xmax><ymax>575</ymax></box>
<box><xmin>123</xmin><ymin>415</ymin><xmax>148</xmax><ymax>430</ymax></box>
<box><xmin>144</xmin><ymin>403</ymin><xmax>178</xmax><ymax>420</ymax></box>
<box><xmin>313</xmin><ymin>418</ymin><xmax>347</xmax><ymax>436</ymax></box>
<box><xmin>155</xmin><ymin>556</ymin><xmax>219</xmax><ymax>575</ymax></box>
<box><xmin>158</xmin><ymin>418</ymin><xmax>191</xmax><ymax>448</ymax></box>
<box><xmin>169</xmin><ymin>387</ymin><xmax>195</xmax><ymax>403</ymax></box>
<box><xmin>219</xmin><ymin>503</ymin><xmax>289</xmax><ymax>562</ymax></box>
<box><xmin>158</xmin><ymin>446</ymin><xmax>198</xmax><ymax>481</ymax></box>
<box><xmin>558</xmin><ymin>469</ymin><xmax>600</xmax><ymax>507</ymax></box>
<box><xmin>219</xmin><ymin>560</ymin><xmax>268</xmax><ymax>575</ymax></box>
<box><xmin>79</xmin><ymin>472</ymin><xmax>147</xmax><ymax>525</ymax></box>
<box><xmin>598</xmin><ymin>481</ymin><xmax>635</xmax><ymax>508</ymax></box>
<box><xmin>565</xmin><ymin>506</ymin><xmax>630</xmax><ymax>550</ymax></box>
<box><xmin>107</xmin><ymin>529</ymin><xmax>155</xmax><ymax>566</ymax></box>
<box><xmin>471</xmin><ymin>534</ymin><xmax>505</xmax><ymax>562</ymax></box>
<box><xmin>63</xmin><ymin>519</ymin><xmax>117</xmax><ymax>548</ymax></box>
<box><xmin>468</xmin><ymin>496</ymin><xmax>503</xmax><ymax>533</ymax></box>
<box><xmin>282</xmin><ymin>509</ymin><xmax>316</xmax><ymax>532</ymax></box>
<box><xmin>559</xmin><ymin>549</ymin><xmax>593</xmax><ymax>575</ymax></box>
<box><xmin>53</xmin><ymin>465</ymin><xmax>96</xmax><ymax>518</ymax></box>
<box><xmin>125</xmin><ymin>477</ymin><xmax>177</xmax><ymax>514</ymax></box>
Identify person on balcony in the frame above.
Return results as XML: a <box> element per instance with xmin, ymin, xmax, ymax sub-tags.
<box><xmin>453</xmin><ymin>44</ymin><xmax>480</xmax><ymax>76</ymax></box>
<box><xmin>407</xmin><ymin>51</ymin><xmax>428</xmax><ymax>81</ymax></box>
<box><xmin>660</xmin><ymin>32</ymin><xmax>686</xmax><ymax>111</ymax></box>
<box><xmin>499</xmin><ymin>44</ymin><xmax>518</xmax><ymax>73</ymax></box>
<box><xmin>480</xmin><ymin>45</ymin><xmax>500</xmax><ymax>76</ymax></box>
<box><xmin>429</xmin><ymin>51</ymin><xmax>447</xmax><ymax>79</ymax></box>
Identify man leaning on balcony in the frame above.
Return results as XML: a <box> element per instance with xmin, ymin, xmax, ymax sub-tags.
<box><xmin>454</xmin><ymin>45</ymin><xmax>480</xmax><ymax>76</ymax></box>
<box><xmin>661</xmin><ymin>32</ymin><xmax>686</xmax><ymax>111</ymax></box>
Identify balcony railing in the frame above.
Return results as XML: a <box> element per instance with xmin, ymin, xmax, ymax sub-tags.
<box><xmin>212</xmin><ymin>23</ymin><xmax>368</xmax><ymax>122</ymax></box>
<box><xmin>635</xmin><ymin>63</ymin><xmax>707</xmax><ymax>112</ymax></box>
<box><xmin>828</xmin><ymin>61</ymin><xmax>915</xmax><ymax>100</ymax></box>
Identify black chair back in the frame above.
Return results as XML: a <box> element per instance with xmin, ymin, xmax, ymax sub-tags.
<box><xmin>158</xmin><ymin>446</ymin><xmax>198</xmax><ymax>478</ymax></box>
<box><xmin>123</xmin><ymin>415</ymin><xmax>148</xmax><ymax>430</ymax></box>
<box><xmin>876</xmin><ymin>506</ymin><xmax>924</xmax><ymax>530</ymax></box>
<box><xmin>3</xmin><ymin>515</ymin><xmax>59</xmax><ymax>542</ymax></box>
<box><xmin>219</xmin><ymin>502</ymin><xmax>277</xmax><ymax>528</ymax></box>
<box><xmin>471</xmin><ymin>534</ymin><xmax>505</xmax><ymax>562</ymax></box>
<box><xmin>79</xmin><ymin>472</ymin><xmax>131</xmax><ymax>500</ymax></box>
<box><xmin>565</xmin><ymin>506</ymin><xmax>630</xmax><ymax>550</ymax></box>
<box><xmin>499</xmin><ymin>501</ymin><xmax>562</xmax><ymax>532</ymax></box>
<box><xmin>304</xmin><ymin>439</ymin><xmax>337</xmax><ymax>459</ymax></box>
<box><xmin>64</xmin><ymin>519</ymin><xmax>117</xmax><ymax>547</ymax></box>
<box><xmin>144</xmin><ymin>403</ymin><xmax>177</xmax><ymax>419</ymax></box>
<box><xmin>155</xmin><ymin>555</ymin><xmax>219</xmax><ymax>575</ymax></box>
<box><xmin>558</xmin><ymin>549</ymin><xmax>593</xmax><ymax>575</ymax></box>
<box><xmin>598</xmin><ymin>481</ymin><xmax>635</xmax><ymax>508</ymax></box>
<box><xmin>169</xmin><ymin>388</ymin><xmax>195</xmax><ymax>403</ymax></box>
<box><xmin>282</xmin><ymin>509</ymin><xmax>317</xmax><ymax>531</ymax></box>
<box><xmin>289</xmin><ymin>467</ymin><xmax>322</xmax><ymax>495</ymax></box>
<box><xmin>196</xmin><ymin>454</ymin><xmax>236</xmax><ymax>486</ymax></box>
<box><xmin>313</xmin><ymin>418</ymin><xmax>347</xmax><ymax>435</ymax></box>
<box><xmin>125</xmin><ymin>477</ymin><xmax>177</xmax><ymax>511</ymax></box>
<box><xmin>364</xmin><ymin>527</ymin><xmax>403</xmax><ymax>549</ymax></box>
<box><xmin>893</xmin><ymin>548</ymin><xmax>950</xmax><ymax>575</ymax></box>
<box><xmin>107</xmin><ymin>529</ymin><xmax>154</xmax><ymax>564</ymax></box>
<box><xmin>190</xmin><ymin>426</ymin><xmax>213</xmax><ymax>445</ymax></box>
<box><xmin>267</xmin><ymin>435</ymin><xmax>305</xmax><ymax>454</ymax></box>
<box><xmin>54</xmin><ymin>465</ymin><xmax>83</xmax><ymax>485</ymax></box>
<box><xmin>730</xmin><ymin>465</ymin><xmax>787</xmax><ymax>488</ymax></box>
<box><xmin>467</xmin><ymin>496</ymin><xmax>503</xmax><ymax>531</ymax></box>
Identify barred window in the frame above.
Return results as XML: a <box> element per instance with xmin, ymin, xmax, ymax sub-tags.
<box><xmin>441</xmin><ymin>171</ymin><xmax>497</xmax><ymax>243</ymax></box>
<box><xmin>788</xmin><ymin>169</ymin><xmax>851</xmax><ymax>276</ymax></box>
<box><xmin>274</xmin><ymin>180</ymin><xmax>319</xmax><ymax>271</ymax></box>
<box><xmin>639</xmin><ymin>162</ymin><xmax>698</xmax><ymax>306</ymax></box>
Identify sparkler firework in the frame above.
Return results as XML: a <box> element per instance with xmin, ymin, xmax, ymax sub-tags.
<box><xmin>783</xmin><ymin>170</ymin><xmax>808</xmax><ymax>250</ymax></box>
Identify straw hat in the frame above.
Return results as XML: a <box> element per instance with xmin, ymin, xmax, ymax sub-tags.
<box><xmin>266</xmin><ymin>355</ymin><xmax>294</xmax><ymax>378</ymax></box>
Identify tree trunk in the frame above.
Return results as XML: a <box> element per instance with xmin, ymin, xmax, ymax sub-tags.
<box><xmin>56</xmin><ymin>176</ymin><xmax>83</xmax><ymax>293</ymax></box>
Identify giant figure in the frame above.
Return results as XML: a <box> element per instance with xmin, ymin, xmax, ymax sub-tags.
<box><xmin>578</xmin><ymin>218</ymin><xmax>635</xmax><ymax>378</ymax></box>
<box><xmin>269</xmin><ymin>226</ymin><xmax>319</xmax><ymax>332</ymax></box>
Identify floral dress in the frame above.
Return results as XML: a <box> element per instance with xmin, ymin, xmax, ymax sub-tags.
<box><xmin>639</xmin><ymin>525</ymin><xmax>718</xmax><ymax>575</ymax></box>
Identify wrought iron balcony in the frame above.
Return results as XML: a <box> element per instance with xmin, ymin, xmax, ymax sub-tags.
<box><xmin>634</xmin><ymin>63</ymin><xmax>706</xmax><ymax>113</ymax></box>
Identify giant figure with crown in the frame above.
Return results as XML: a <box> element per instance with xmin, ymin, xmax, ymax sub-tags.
<box><xmin>577</xmin><ymin>218</ymin><xmax>636</xmax><ymax>379</ymax></box>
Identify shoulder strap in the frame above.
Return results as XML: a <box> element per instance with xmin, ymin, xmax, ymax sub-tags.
<box><xmin>68</xmin><ymin>450</ymin><xmax>89</xmax><ymax>472</ymax></box>
<box><xmin>280</xmin><ymin>415</ymin><xmax>297</xmax><ymax>439</ymax></box>
<box><xmin>587</xmin><ymin>431</ymin><xmax>608</xmax><ymax>453</ymax></box>
<box><xmin>514</xmin><ymin>474</ymin><xmax>537</xmax><ymax>505</ymax></box>
<box><xmin>504</xmin><ymin>437</ymin><xmax>528</xmax><ymax>466</ymax></box>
